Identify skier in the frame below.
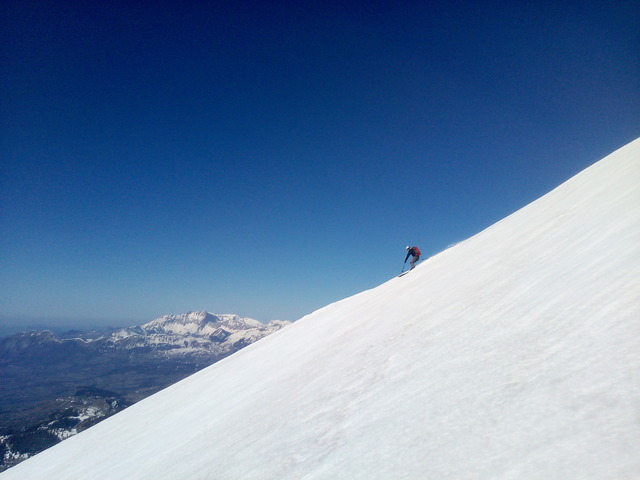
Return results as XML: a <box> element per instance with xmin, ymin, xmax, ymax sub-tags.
<box><xmin>404</xmin><ymin>245</ymin><xmax>421</xmax><ymax>270</ymax></box>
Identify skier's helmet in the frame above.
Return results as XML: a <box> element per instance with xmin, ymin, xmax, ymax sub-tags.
<box><xmin>405</xmin><ymin>246</ymin><xmax>410</xmax><ymax>250</ymax></box>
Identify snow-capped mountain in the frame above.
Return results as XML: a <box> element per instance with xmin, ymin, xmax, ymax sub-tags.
<box><xmin>0</xmin><ymin>312</ymin><xmax>289</xmax><ymax>364</ymax></box>
<box><xmin>104</xmin><ymin>311</ymin><xmax>289</xmax><ymax>359</ymax></box>
<box><xmin>2</xmin><ymin>138</ymin><xmax>638</xmax><ymax>479</ymax></box>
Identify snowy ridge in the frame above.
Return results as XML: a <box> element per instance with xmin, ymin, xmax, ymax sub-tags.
<box><xmin>103</xmin><ymin>311</ymin><xmax>288</xmax><ymax>358</ymax></box>
<box><xmin>140</xmin><ymin>311</ymin><xmax>264</xmax><ymax>335</ymax></box>
<box><xmin>2</xmin><ymin>139</ymin><xmax>639</xmax><ymax>479</ymax></box>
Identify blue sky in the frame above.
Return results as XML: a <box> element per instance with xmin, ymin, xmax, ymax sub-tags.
<box><xmin>1</xmin><ymin>0</ymin><xmax>638</xmax><ymax>331</ymax></box>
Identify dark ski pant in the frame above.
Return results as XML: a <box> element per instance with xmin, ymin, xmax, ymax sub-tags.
<box><xmin>410</xmin><ymin>255</ymin><xmax>419</xmax><ymax>269</ymax></box>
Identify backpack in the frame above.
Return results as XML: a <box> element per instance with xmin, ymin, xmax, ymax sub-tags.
<box><xmin>412</xmin><ymin>246</ymin><xmax>421</xmax><ymax>256</ymax></box>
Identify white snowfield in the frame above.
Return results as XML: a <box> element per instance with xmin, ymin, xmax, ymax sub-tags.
<box><xmin>3</xmin><ymin>139</ymin><xmax>639</xmax><ymax>479</ymax></box>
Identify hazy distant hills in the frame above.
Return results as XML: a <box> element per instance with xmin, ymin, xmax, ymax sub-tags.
<box><xmin>1</xmin><ymin>311</ymin><xmax>289</xmax><ymax>363</ymax></box>
<box><xmin>0</xmin><ymin>312</ymin><xmax>289</xmax><ymax>471</ymax></box>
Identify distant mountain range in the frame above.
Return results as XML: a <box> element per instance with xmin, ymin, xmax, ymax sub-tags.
<box><xmin>0</xmin><ymin>312</ymin><xmax>289</xmax><ymax>472</ymax></box>
<box><xmin>2</xmin><ymin>311</ymin><xmax>289</xmax><ymax>362</ymax></box>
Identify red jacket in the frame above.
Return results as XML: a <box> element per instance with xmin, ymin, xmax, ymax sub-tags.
<box><xmin>404</xmin><ymin>246</ymin><xmax>421</xmax><ymax>262</ymax></box>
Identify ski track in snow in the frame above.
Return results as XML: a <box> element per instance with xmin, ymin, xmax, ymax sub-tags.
<box><xmin>2</xmin><ymin>139</ymin><xmax>639</xmax><ymax>479</ymax></box>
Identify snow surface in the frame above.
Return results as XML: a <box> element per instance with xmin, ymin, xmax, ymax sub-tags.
<box><xmin>2</xmin><ymin>139</ymin><xmax>639</xmax><ymax>479</ymax></box>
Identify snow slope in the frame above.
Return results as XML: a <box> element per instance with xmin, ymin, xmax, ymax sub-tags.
<box><xmin>3</xmin><ymin>139</ymin><xmax>639</xmax><ymax>479</ymax></box>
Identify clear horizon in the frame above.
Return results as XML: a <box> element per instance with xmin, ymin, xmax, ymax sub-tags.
<box><xmin>2</xmin><ymin>0</ymin><xmax>638</xmax><ymax>331</ymax></box>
